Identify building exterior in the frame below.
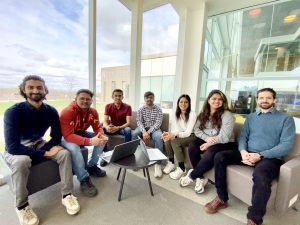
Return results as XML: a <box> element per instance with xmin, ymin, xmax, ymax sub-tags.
<box><xmin>101</xmin><ymin>65</ymin><xmax>130</xmax><ymax>103</ymax></box>
<box><xmin>101</xmin><ymin>52</ymin><xmax>177</xmax><ymax>109</ymax></box>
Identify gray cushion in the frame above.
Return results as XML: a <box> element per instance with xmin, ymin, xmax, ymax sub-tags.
<box><xmin>2</xmin><ymin>147</ymin><xmax>88</xmax><ymax>195</ymax></box>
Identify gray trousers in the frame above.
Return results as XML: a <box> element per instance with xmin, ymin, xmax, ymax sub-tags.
<box><xmin>3</xmin><ymin>149</ymin><xmax>74</xmax><ymax>208</ymax></box>
<box><xmin>164</xmin><ymin>133</ymin><xmax>196</xmax><ymax>163</ymax></box>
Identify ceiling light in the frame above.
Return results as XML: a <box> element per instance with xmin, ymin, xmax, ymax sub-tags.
<box><xmin>249</xmin><ymin>8</ymin><xmax>262</xmax><ymax>17</ymax></box>
<box><xmin>284</xmin><ymin>15</ymin><xmax>297</xmax><ymax>23</ymax></box>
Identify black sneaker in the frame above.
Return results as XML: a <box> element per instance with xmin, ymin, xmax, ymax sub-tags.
<box><xmin>87</xmin><ymin>165</ymin><xmax>107</xmax><ymax>177</ymax></box>
<box><xmin>80</xmin><ymin>177</ymin><xmax>98</xmax><ymax>197</ymax></box>
<box><xmin>100</xmin><ymin>159</ymin><xmax>108</xmax><ymax>167</ymax></box>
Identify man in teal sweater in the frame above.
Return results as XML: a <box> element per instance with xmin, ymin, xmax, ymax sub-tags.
<box><xmin>204</xmin><ymin>88</ymin><xmax>295</xmax><ymax>225</ymax></box>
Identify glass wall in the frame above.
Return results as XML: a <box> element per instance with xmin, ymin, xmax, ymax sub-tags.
<box><xmin>0</xmin><ymin>0</ymin><xmax>89</xmax><ymax>149</ymax></box>
<box><xmin>140</xmin><ymin>4</ymin><xmax>179</xmax><ymax>112</ymax></box>
<box><xmin>140</xmin><ymin>53</ymin><xmax>176</xmax><ymax>110</ymax></box>
<box><xmin>202</xmin><ymin>0</ymin><xmax>300</xmax><ymax>122</ymax></box>
<box><xmin>96</xmin><ymin>0</ymin><xmax>131</xmax><ymax>114</ymax></box>
<box><xmin>0</xmin><ymin>0</ymin><xmax>89</xmax><ymax>101</ymax></box>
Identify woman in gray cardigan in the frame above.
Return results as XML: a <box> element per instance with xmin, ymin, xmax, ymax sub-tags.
<box><xmin>179</xmin><ymin>89</ymin><xmax>236</xmax><ymax>194</ymax></box>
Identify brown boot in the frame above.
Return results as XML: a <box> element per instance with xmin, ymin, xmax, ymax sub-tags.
<box><xmin>204</xmin><ymin>196</ymin><xmax>228</xmax><ymax>214</ymax></box>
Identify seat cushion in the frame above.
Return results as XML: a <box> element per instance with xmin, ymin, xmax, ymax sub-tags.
<box><xmin>3</xmin><ymin>147</ymin><xmax>88</xmax><ymax>195</ymax></box>
<box><xmin>205</xmin><ymin>165</ymin><xmax>277</xmax><ymax>208</ymax></box>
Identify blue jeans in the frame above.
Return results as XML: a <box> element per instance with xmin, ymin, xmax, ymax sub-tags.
<box><xmin>119</xmin><ymin>127</ymin><xmax>132</xmax><ymax>142</ymax></box>
<box><xmin>132</xmin><ymin>127</ymin><xmax>163</xmax><ymax>151</ymax></box>
<box><xmin>105</xmin><ymin>127</ymin><xmax>131</xmax><ymax>143</ymax></box>
<box><xmin>214</xmin><ymin>150</ymin><xmax>282</xmax><ymax>225</ymax></box>
<box><xmin>103</xmin><ymin>127</ymin><xmax>132</xmax><ymax>152</ymax></box>
<box><xmin>61</xmin><ymin>131</ymin><xmax>105</xmax><ymax>182</ymax></box>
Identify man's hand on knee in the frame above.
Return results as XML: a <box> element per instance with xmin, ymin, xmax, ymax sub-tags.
<box><xmin>44</xmin><ymin>145</ymin><xmax>63</xmax><ymax>157</ymax></box>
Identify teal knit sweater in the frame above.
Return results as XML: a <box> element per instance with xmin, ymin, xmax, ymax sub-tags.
<box><xmin>239</xmin><ymin>108</ymin><xmax>295</xmax><ymax>158</ymax></box>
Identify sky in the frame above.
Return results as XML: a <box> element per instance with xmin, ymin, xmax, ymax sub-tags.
<box><xmin>0</xmin><ymin>0</ymin><xmax>179</xmax><ymax>91</ymax></box>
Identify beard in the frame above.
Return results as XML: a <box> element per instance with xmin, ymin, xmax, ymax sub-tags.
<box><xmin>27</xmin><ymin>93</ymin><xmax>46</xmax><ymax>102</ymax></box>
<box><xmin>258</xmin><ymin>102</ymin><xmax>274</xmax><ymax>110</ymax></box>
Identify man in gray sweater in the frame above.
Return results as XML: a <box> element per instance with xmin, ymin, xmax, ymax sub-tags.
<box><xmin>204</xmin><ymin>88</ymin><xmax>295</xmax><ymax>225</ymax></box>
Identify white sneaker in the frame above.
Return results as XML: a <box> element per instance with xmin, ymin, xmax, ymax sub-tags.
<box><xmin>194</xmin><ymin>178</ymin><xmax>208</xmax><ymax>194</ymax></box>
<box><xmin>16</xmin><ymin>205</ymin><xmax>39</xmax><ymax>225</ymax></box>
<box><xmin>62</xmin><ymin>195</ymin><xmax>80</xmax><ymax>215</ymax></box>
<box><xmin>179</xmin><ymin>169</ymin><xmax>194</xmax><ymax>187</ymax></box>
<box><xmin>169</xmin><ymin>167</ymin><xmax>185</xmax><ymax>180</ymax></box>
<box><xmin>154</xmin><ymin>164</ymin><xmax>162</xmax><ymax>178</ymax></box>
<box><xmin>163</xmin><ymin>161</ymin><xmax>176</xmax><ymax>174</ymax></box>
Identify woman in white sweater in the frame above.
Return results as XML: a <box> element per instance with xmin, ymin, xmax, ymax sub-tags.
<box><xmin>161</xmin><ymin>94</ymin><xmax>197</xmax><ymax>179</ymax></box>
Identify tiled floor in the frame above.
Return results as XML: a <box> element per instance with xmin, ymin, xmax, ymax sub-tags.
<box><xmin>128</xmin><ymin>167</ymin><xmax>300</xmax><ymax>225</ymax></box>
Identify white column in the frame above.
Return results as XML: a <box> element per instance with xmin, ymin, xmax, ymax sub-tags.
<box><xmin>89</xmin><ymin>0</ymin><xmax>96</xmax><ymax>106</ymax></box>
<box><xmin>173</xmin><ymin>2</ymin><xmax>207</xmax><ymax>112</ymax></box>
<box><xmin>129</xmin><ymin>0</ymin><xmax>143</xmax><ymax>110</ymax></box>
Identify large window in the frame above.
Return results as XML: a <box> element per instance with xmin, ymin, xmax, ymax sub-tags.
<box><xmin>97</xmin><ymin>0</ymin><xmax>131</xmax><ymax>112</ymax></box>
<box><xmin>0</xmin><ymin>0</ymin><xmax>88</xmax><ymax>149</ymax></box>
<box><xmin>202</xmin><ymin>0</ymin><xmax>300</xmax><ymax>121</ymax></box>
<box><xmin>140</xmin><ymin>53</ymin><xmax>176</xmax><ymax>110</ymax></box>
<box><xmin>140</xmin><ymin>4</ymin><xmax>179</xmax><ymax>112</ymax></box>
<box><xmin>0</xmin><ymin>0</ymin><xmax>89</xmax><ymax>99</ymax></box>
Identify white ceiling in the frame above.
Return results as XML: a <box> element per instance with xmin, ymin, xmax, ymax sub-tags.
<box><xmin>120</xmin><ymin>0</ymin><xmax>277</xmax><ymax>16</ymax></box>
<box><xmin>204</xmin><ymin>0</ymin><xmax>277</xmax><ymax>16</ymax></box>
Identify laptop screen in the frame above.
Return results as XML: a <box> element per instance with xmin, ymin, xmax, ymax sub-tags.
<box><xmin>138</xmin><ymin>137</ymin><xmax>149</xmax><ymax>158</ymax></box>
<box><xmin>110</xmin><ymin>139</ymin><xmax>140</xmax><ymax>162</ymax></box>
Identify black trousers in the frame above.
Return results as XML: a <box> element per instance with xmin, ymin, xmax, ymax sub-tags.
<box><xmin>214</xmin><ymin>150</ymin><xmax>282</xmax><ymax>224</ymax></box>
<box><xmin>188</xmin><ymin>137</ymin><xmax>237</xmax><ymax>179</ymax></box>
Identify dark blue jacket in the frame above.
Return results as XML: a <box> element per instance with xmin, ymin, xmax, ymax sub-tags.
<box><xmin>4</xmin><ymin>101</ymin><xmax>62</xmax><ymax>161</ymax></box>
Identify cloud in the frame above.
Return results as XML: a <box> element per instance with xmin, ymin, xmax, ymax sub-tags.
<box><xmin>48</xmin><ymin>0</ymin><xmax>84</xmax><ymax>22</ymax></box>
<box><xmin>0</xmin><ymin>64</ymin><xmax>28</xmax><ymax>73</ymax></box>
<box><xmin>0</xmin><ymin>0</ymin><xmax>89</xmax><ymax>88</ymax></box>
<box><xmin>96</xmin><ymin>0</ymin><xmax>131</xmax><ymax>53</ymax></box>
<box><xmin>8</xmin><ymin>44</ymin><xmax>48</xmax><ymax>62</ymax></box>
<box><xmin>0</xmin><ymin>0</ymin><xmax>179</xmax><ymax>90</ymax></box>
<box><xmin>142</xmin><ymin>4</ymin><xmax>179</xmax><ymax>55</ymax></box>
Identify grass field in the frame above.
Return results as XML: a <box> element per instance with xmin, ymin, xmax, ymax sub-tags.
<box><xmin>0</xmin><ymin>101</ymin><xmax>17</xmax><ymax>115</ymax></box>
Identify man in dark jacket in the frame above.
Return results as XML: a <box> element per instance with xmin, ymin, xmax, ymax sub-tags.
<box><xmin>3</xmin><ymin>75</ymin><xmax>80</xmax><ymax>225</ymax></box>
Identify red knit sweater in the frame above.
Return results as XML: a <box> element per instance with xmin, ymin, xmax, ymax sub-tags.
<box><xmin>60</xmin><ymin>101</ymin><xmax>104</xmax><ymax>145</ymax></box>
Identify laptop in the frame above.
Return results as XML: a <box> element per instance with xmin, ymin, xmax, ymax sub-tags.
<box><xmin>101</xmin><ymin>139</ymin><xmax>140</xmax><ymax>163</ymax></box>
<box><xmin>139</xmin><ymin>138</ymin><xmax>167</xmax><ymax>161</ymax></box>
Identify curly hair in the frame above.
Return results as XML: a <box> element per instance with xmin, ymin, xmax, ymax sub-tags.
<box><xmin>198</xmin><ymin>90</ymin><xmax>230</xmax><ymax>130</ymax></box>
<box><xmin>175</xmin><ymin>94</ymin><xmax>191</xmax><ymax>122</ymax></box>
<box><xmin>19</xmin><ymin>75</ymin><xmax>48</xmax><ymax>99</ymax></box>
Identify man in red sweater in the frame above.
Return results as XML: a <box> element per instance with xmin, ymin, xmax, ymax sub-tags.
<box><xmin>60</xmin><ymin>89</ymin><xmax>108</xmax><ymax>197</ymax></box>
